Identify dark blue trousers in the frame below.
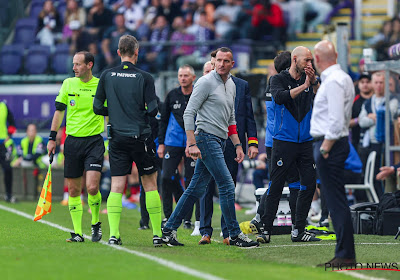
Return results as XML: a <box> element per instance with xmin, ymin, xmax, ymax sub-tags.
<box><xmin>199</xmin><ymin>139</ymin><xmax>238</xmax><ymax>238</ymax></box>
<box><xmin>313</xmin><ymin>137</ymin><xmax>355</xmax><ymax>259</ymax></box>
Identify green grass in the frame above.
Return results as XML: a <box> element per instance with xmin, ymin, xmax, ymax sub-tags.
<box><xmin>1</xmin><ymin>201</ymin><xmax>399</xmax><ymax>280</ymax></box>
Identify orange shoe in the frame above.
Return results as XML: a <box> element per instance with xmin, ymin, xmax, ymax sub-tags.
<box><xmin>223</xmin><ymin>237</ymin><xmax>230</xmax><ymax>245</ymax></box>
<box><xmin>198</xmin><ymin>234</ymin><xmax>211</xmax><ymax>245</ymax></box>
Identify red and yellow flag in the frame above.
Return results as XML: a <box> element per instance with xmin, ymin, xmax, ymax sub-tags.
<box><xmin>34</xmin><ymin>164</ymin><xmax>52</xmax><ymax>221</ymax></box>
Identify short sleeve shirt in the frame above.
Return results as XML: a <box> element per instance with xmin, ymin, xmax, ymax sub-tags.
<box><xmin>56</xmin><ymin>77</ymin><xmax>104</xmax><ymax>137</ymax></box>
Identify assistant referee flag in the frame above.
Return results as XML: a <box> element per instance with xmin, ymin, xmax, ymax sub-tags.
<box><xmin>34</xmin><ymin>154</ymin><xmax>53</xmax><ymax>221</ymax></box>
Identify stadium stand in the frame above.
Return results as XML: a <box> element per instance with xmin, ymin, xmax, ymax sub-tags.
<box><xmin>0</xmin><ymin>43</ymin><xmax>24</xmax><ymax>74</ymax></box>
<box><xmin>51</xmin><ymin>43</ymin><xmax>69</xmax><ymax>74</ymax></box>
<box><xmin>24</xmin><ymin>44</ymin><xmax>51</xmax><ymax>74</ymax></box>
<box><xmin>13</xmin><ymin>17</ymin><xmax>38</xmax><ymax>48</ymax></box>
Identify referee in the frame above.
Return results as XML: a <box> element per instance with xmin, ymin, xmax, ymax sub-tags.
<box><xmin>93</xmin><ymin>35</ymin><xmax>163</xmax><ymax>246</ymax></box>
<box><xmin>47</xmin><ymin>51</ymin><xmax>105</xmax><ymax>243</ymax></box>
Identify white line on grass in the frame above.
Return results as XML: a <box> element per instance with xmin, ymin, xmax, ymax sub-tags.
<box><xmin>0</xmin><ymin>204</ymin><xmax>224</xmax><ymax>280</ymax></box>
<box><xmin>339</xmin><ymin>270</ymin><xmax>388</xmax><ymax>280</ymax></box>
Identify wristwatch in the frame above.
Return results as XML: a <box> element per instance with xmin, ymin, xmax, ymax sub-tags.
<box><xmin>320</xmin><ymin>148</ymin><xmax>329</xmax><ymax>155</ymax></box>
<box><xmin>311</xmin><ymin>79</ymin><xmax>319</xmax><ymax>86</ymax></box>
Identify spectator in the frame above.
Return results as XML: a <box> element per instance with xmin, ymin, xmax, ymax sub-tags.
<box><xmin>213</xmin><ymin>0</ymin><xmax>241</xmax><ymax>39</ymax></box>
<box><xmin>170</xmin><ymin>16</ymin><xmax>195</xmax><ymax>68</ymax></box>
<box><xmin>145</xmin><ymin>15</ymin><xmax>170</xmax><ymax>71</ymax></box>
<box><xmin>113</xmin><ymin>0</ymin><xmax>144</xmax><ymax>32</ymax></box>
<box><xmin>63</xmin><ymin>0</ymin><xmax>87</xmax><ymax>40</ymax></box>
<box><xmin>36</xmin><ymin>0</ymin><xmax>62</xmax><ymax>47</ymax></box>
<box><xmin>68</xmin><ymin>21</ymin><xmax>96</xmax><ymax>55</ymax></box>
<box><xmin>177</xmin><ymin>11</ymin><xmax>214</xmax><ymax>68</ymax></box>
<box><xmin>349</xmin><ymin>74</ymin><xmax>372</xmax><ymax>150</ymax></box>
<box><xmin>14</xmin><ymin>124</ymin><xmax>46</xmax><ymax>169</ymax></box>
<box><xmin>304</xmin><ymin>0</ymin><xmax>332</xmax><ymax>33</ymax></box>
<box><xmin>390</xmin><ymin>17</ymin><xmax>400</xmax><ymax>45</ymax></box>
<box><xmin>87</xmin><ymin>0</ymin><xmax>114</xmax><ymax>40</ymax></box>
<box><xmin>250</xmin><ymin>0</ymin><xmax>285</xmax><ymax>42</ymax></box>
<box><xmin>140</xmin><ymin>0</ymin><xmax>161</xmax><ymax>39</ymax></box>
<box><xmin>101</xmin><ymin>13</ymin><xmax>136</xmax><ymax>67</ymax></box>
<box><xmin>192</xmin><ymin>0</ymin><xmax>215</xmax><ymax>25</ymax></box>
<box><xmin>358</xmin><ymin>71</ymin><xmax>399</xmax><ymax>199</ymax></box>
<box><xmin>157</xmin><ymin>0</ymin><xmax>182</xmax><ymax>25</ymax></box>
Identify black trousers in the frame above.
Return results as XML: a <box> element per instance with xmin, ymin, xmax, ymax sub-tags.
<box><xmin>257</xmin><ymin>146</ymin><xmax>300</xmax><ymax>224</ymax></box>
<box><xmin>161</xmin><ymin>146</ymin><xmax>199</xmax><ymax>221</ymax></box>
<box><xmin>313</xmin><ymin>137</ymin><xmax>355</xmax><ymax>259</ymax></box>
<box><xmin>0</xmin><ymin>143</ymin><xmax>12</xmax><ymax>199</ymax></box>
<box><xmin>261</xmin><ymin>140</ymin><xmax>316</xmax><ymax>232</ymax></box>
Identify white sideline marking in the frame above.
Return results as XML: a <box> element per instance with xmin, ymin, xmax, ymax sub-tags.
<box><xmin>339</xmin><ymin>271</ymin><xmax>388</xmax><ymax>280</ymax></box>
<box><xmin>0</xmin><ymin>204</ymin><xmax>224</xmax><ymax>280</ymax></box>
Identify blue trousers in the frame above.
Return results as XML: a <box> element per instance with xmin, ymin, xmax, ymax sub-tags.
<box><xmin>164</xmin><ymin>132</ymin><xmax>241</xmax><ymax>237</ymax></box>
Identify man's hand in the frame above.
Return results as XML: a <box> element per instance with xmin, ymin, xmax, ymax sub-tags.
<box><xmin>376</xmin><ymin>166</ymin><xmax>395</xmax><ymax>180</ymax></box>
<box><xmin>47</xmin><ymin>140</ymin><xmax>56</xmax><ymax>156</ymax></box>
<box><xmin>188</xmin><ymin>145</ymin><xmax>202</xmax><ymax>160</ymax></box>
<box><xmin>157</xmin><ymin>144</ymin><xmax>165</xmax><ymax>158</ymax></box>
<box><xmin>367</xmin><ymin>113</ymin><xmax>376</xmax><ymax>122</ymax></box>
<box><xmin>304</xmin><ymin>65</ymin><xmax>316</xmax><ymax>84</ymax></box>
<box><xmin>248</xmin><ymin>146</ymin><xmax>258</xmax><ymax>159</ymax></box>
<box><xmin>235</xmin><ymin>146</ymin><xmax>245</xmax><ymax>163</ymax></box>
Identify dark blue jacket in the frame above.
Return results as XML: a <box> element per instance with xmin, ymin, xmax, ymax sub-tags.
<box><xmin>232</xmin><ymin>76</ymin><xmax>258</xmax><ymax>153</ymax></box>
<box><xmin>159</xmin><ymin>87</ymin><xmax>190</xmax><ymax>147</ymax></box>
<box><xmin>270</xmin><ymin>70</ymin><xmax>314</xmax><ymax>143</ymax></box>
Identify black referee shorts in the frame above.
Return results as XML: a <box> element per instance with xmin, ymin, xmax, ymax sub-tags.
<box><xmin>64</xmin><ymin>134</ymin><xmax>105</xmax><ymax>178</ymax></box>
<box><xmin>109</xmin><ymin>133</ymin><xmax>157</xmax><ymax>177</ymax></box>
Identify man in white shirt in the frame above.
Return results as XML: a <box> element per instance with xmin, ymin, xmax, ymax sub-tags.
<box><xmin>311</xmin><ymin>40</ymin><xmax>356</xmax><ymax>267</ymax></box>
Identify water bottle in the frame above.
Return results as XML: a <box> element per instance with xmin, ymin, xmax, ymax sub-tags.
<box><xmin>285</xmin><ymin>211</ymin><xmax>292</xmax><ymax>226</ymax></box>
<box><xmin>277</xmin><ymin>211</ymin><xmax>286</xmax><ymax>226</ymax></box>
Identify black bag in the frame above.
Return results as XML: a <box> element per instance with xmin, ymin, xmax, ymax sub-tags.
<box><xmin>375</xmin><ymin>191</ymin><xmax>400</xmax><ymax>235</ymax></box>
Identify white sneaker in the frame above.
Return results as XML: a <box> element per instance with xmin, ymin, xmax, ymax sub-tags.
<box><xmin>191</xmin><ymin>221</ymin><xmax>201</xmax><ymax>236</ymax></box>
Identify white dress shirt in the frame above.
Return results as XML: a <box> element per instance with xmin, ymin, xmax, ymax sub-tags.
<box><xmin>310</xmin><ymin>64</ymin><xmax>355</xmax><ymax>140</ymax></box>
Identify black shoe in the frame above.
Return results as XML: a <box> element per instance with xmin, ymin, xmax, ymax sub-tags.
<box><xmin>161</xmin><ymin>230</ymin><xmax>184</xmax><ymax>246</ymax></box>
<box><xmin>91</xmin><ymin>222</ymin><xmax>102</xmax><ymax>242</ymax></box>
<box><xmin>153</xmin><ymin>235</ymin><xmax>163</xmax><ymax>247</ymax></box>
<box><xmin>317</xmin><ymin>257</ymin><xmax>357</xmax><ymax>267</ymax></box>
<box><xmin>183</xmin><ymin>221</ymin><xmax>192</xmax><ymax>229</ymax></box>
<box><xmin>138</xmin><ymin>225</ymin><xmax>150</xmax><ymax>230</ymax></box>
<box><xmin>319</xmin><ymin>218</ymin><xmax>330</xmax><ymax>228</ymax></box>
<box><xmin>66</xmin><ymin>232</ymin><xmax>84</xmax><ymax>242</ymax></box>
<box><xmin>249</xmin><ymin>219</ymin><xmax>263</xmax><ymax>234</ymax></box>
<box><xmin>229</xmin><ymin>232</ymin><xmax>259</xmax><ymax>248</ymax></box>
<box><xmin>108</xmin><ymin>236</ymin><xmax>122</xmax><ymax>245</ymax></box>
<box><xmin>291</xmin><ymin>231</ymin><xmax>321</xmax><ymax>242</ymax></box>
<box><xmin>256</xmin><ymin>230</ymin><xmax>271</xmax><ymax>243</ymax></box>
<box><xmin>161</xmin><ymin>218</ymin><xmax>168</xmax><ymax>230</ymax></box>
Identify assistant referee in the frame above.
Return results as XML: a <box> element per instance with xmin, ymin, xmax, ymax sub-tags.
<box><xmin>47</xmin><ymin>51</ymin><xmax>105</xmax><ymax>243</ymax></box>
<box><xmin>93</xmin><ymin>35</ymin><xmax>163</xmax><ymax>246</ymax></box>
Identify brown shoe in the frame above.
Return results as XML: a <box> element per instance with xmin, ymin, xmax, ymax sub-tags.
<box><xmin>223</xmin><ymin>237</ymin><xmax>230</xmax><ymax>246</ymax></box>
<box><xmin>198</xmin><ymin>234</ymin><xmax>211</xmax><ymax>245</ymax></box>
<box><xmin>317</xmin><ymin>257</ymin><xmax>357</xmax><ymax>267</ymax></box>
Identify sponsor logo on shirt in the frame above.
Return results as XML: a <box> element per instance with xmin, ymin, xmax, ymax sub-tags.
<box><xmin>111</xmin><ymin>72</ymin><xmax>137</xmax><ymax>78</ymax></box>
<box><xmin>90</xmin><ymin>163</ymin><xmax>102</xmax><ymax>168</ymax></box>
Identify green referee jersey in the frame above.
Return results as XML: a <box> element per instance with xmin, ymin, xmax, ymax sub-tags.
<box><xmin>56</xmin><ymin>77</ymin><xmax>104</xmax><ymax>137</ymax></box>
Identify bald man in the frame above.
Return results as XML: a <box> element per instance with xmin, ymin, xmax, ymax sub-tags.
<box><xmin>203</xmin><ymin>61</ymin><xmax>213</xmax><ymax>75</ymax></box>
<box><xmin>257</xmin><ymin>46</ymin><xmax>320</xmax><ymax>244</ymax></box>
<box><xmin>310</xmin><ymin>40</ymin><xmax>356</xmax><ymax>266</ymax></box>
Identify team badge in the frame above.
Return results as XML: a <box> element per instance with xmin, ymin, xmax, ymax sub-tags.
<box><xmin>165</xmin><ymin>152</ymin><xmax>170</xmax><ymax>159</ymax></box>
<box><xmin>70</xmin><ymin>100</ymin><xmax>76</xmax><ymax>106</ymax></box>
<box><xmin>277</xmin><ymin>159</ymin><xmax>283</xmax><ymax>166</ymax></box>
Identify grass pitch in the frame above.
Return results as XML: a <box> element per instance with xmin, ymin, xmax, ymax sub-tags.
<box><xmin>1</xmin><ymin>201</ymin><xmax>399</xmax><ymax>280</ymax></box>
